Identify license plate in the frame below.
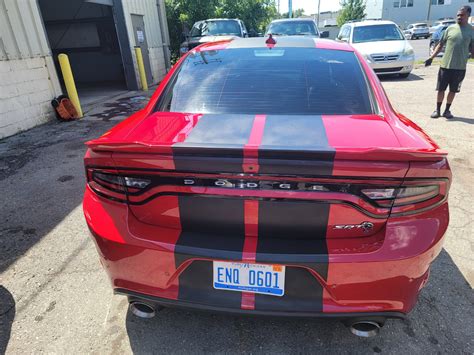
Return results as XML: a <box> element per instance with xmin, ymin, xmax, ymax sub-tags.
<box><xmin>213</xmin><ymin>261</ymin><xmax>285</xmax><ymax>296</ymax></box>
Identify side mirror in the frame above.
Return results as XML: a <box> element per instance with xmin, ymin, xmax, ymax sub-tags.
<box><xmin>320</xmin><ymin>31</ymin><xmax>329</xmax><ymax>38</ymax></box>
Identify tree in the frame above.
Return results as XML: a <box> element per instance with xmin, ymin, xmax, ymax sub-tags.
<box><xmin>165</xmin><ymin>0</ymin><xmax>278</xmax><ymax>60</ymax></box>
<box><xmin>337</xmin><ymin>0</ymin><xmax>366</xmax><ymax>27</ymax></box>
<box><xmin>280</xmin><ymin>8</ymin><xmax>305</xmax><ymax>19</ymax></box>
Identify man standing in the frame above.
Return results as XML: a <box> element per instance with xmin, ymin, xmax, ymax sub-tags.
<box><xmin>425</xmin><ymin>5</ymin><xmax>473</xmax><ymax>118</ymax></box>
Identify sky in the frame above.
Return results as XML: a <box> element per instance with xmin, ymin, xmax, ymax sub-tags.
<box><xmin>277</xmin><ymin>0</ymin><xmax>341</xmax><ymax>15</ymax></box>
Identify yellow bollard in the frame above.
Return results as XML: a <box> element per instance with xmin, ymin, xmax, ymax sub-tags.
<box><xmin>58</xmin><ymin>54</ymin><xmax>83</xmax><ymax>118</ymax></box>
<box><xmin>134</xmin><ymin>46</ymin><xmax>148</xmax><ymax>91</ymax></box>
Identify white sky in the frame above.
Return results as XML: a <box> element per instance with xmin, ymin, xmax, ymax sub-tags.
<box><xmin>277</xmin><ymin>0</ymin><xmax>341</xmax><ymax>15</ymax></box>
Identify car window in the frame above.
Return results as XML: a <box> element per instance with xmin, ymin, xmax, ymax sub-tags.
<box><xmin>407</xmin><ymin>25</ymin><xmax>413</xmax><ymax>29</ymax></box>
<box><xmin>352</xmin><ymin>24</ymin><xmax>404</xmax><ymax>43</ymax></box>
<box><xmin>414</xmin><ymin>24</ymin><xmax>428</xmax><ymax>28</ymax></box>
<box><xmin>338</xmin><ymin>25</ymin><xmax>350</xmax><ymax>39</ymax></box>
<box><xmin>157</xmin><ymin>48</ymin><xmax>373</xmax><ymax>115</ymax></box>
<box><xmin>267</xmin><ymin>21</ymin><xmax>317</xmax><ymax>36</ymax></box>
<box><xmin>190</xmin><ymin>20</ymin><xmax>242</xmax><ymax>37</ymax></box>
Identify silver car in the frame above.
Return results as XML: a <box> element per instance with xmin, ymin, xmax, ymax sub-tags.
<box><xmin>337</xmin><ymin>20</ymin><xmax>415</xmax><ymax>78</ymax></box>
<box><xmin>404</xmin><ymin>23</ymin><xmax>430</xmax><ymax>40</ymax></box>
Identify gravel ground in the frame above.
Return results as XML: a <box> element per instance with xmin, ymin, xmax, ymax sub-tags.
<box><xmin>0</xmin><ymin>65</ymin><xmax>472</xmax><ymax>354</ymax></box>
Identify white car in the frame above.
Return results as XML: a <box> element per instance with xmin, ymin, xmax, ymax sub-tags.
<box><xmin>404</xmin><ymin>23</ymin><xmax>430</xmax><ymax>40</ymax></box>
<box><xmin>337</xmin><ymin>20</ymin><xmax>414</xmax><ymax>78</ymax></box>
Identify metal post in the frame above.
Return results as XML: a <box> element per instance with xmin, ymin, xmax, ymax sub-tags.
<box><xmin>58</xmin><ymin>54</ymin><xmax>83</xmax><ymax>118</ymax></box>
<box><xmin>289</xmin><ymin>0</ymin><xmax>292</xmax><ymax>18</ymax></box>
<box><xmin>317</xmin><ymin>0</ymin><xmax>321</xmax><ymax>28</ymax></box>
<box><xmin>134</xmin><ymin>46</ymin><xmax>148</xmax><ymax>91</ymax></box>
<box><xmin>427</xmin><ymin>0</ymin><xmax>433</xmax><ymax>22</ymax></box>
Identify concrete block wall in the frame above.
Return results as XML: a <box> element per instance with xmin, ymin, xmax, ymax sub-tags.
<box><xmin>0</xmin><ymin>56</ymin><xmax>60</xmax><ymax>139</ymax></box>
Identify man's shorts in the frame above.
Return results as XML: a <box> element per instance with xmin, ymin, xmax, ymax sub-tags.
<box><xmin>436</xmin><ymin>67</ymin><xmax>466</xmax><ymax>93</ymax></box>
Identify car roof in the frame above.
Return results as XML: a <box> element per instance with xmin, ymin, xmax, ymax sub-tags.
<box><xmin>347</xmin><ymin>20</ymin><xmax>397</xmax><ymax>27</ymax></box>
<box><xmin>411</xmin><ymin>22</ymin><xmax>428</xmax><ymax>25</ymax></box>
<box><xmin>195</xmin><ymin>18</ymin><xmax>240</xmax><ymax>23</ymax></box>
<box><xmin>195</xmin><ymin>36</ymin><xmax>354</xmax><ymax>52</ymax></box>
<box><xmin>270</xmin><ymin>18</ymin><xmax>316</xmax><ymax>23</ymax></box>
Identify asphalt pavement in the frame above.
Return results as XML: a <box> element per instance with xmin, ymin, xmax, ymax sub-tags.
<box><xmin>0</xmin><ymin>65</ymin><xmax>473</xmax><ymax>354</ymax></box>
<box><xmin>409</xmin><ymin>38</ymin><xmax>430</xmax><ymax>61</ymax></box>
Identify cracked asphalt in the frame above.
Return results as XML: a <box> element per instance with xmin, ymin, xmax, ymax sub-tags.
<box><xmin>0</xmin><ymin>65</ymin><xmax>473</xmax><ymax>354</ymax></box>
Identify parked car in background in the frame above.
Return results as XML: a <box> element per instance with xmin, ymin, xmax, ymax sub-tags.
<box><xmin>266</xmin><ymin>18</ymin><xmax>329</xmax><ymax>38</ymax></box>
<box><xmin>404</xmin><ymin>23</ymin><xmax>430</xmax><ymax>39</ymax></box>
<box><xmin>180</xmin><ymin>19</ymin><xmax>248</xmax><ymax>55</ymax></box>
<box><xmin>337</xmin><ymin>20</ymin><xmax>414</xmax><ymax>77</ymax></box>
<box><xmin>84</xmin><ymin>36</ymin><xmax>451</xmax><ymax>338</ymax></box>
<box><xmin>429</xmin><ymin>19</ymin><xmax>456</xmax><ymax>35</ymax></box>
<box><xmin>429</xmin><ymin>25</ymin><xmax>448</xmax><ymax>57</ymax></box>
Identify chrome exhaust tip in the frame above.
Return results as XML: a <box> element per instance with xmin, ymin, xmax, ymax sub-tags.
<box><xmin>349</xmin><ymin>321</ymin><xmax>381</xmax><ymax>337</ymax></box>
<box><xmin>129</xmin><ymin>302</ymin><xmax>156</xmax><ymax>319</ymax></box>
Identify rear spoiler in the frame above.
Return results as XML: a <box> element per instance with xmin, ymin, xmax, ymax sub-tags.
<box><xmin>86</xmin><ymin>140</ymin><xmax>447</xmax><ymax>162</ymax></box>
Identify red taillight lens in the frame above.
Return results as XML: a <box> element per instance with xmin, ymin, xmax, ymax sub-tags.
<box><xmin>362</xmin><ymin>181</ymin><xmax>448</xmax><ymax>215</ymax></box>
<box><xmin>86</xmin><ymin>169</ymin><xmax>151</xmax><ymax>202</ymax></box>
<box><xmin>393</xmin><ymin>185</ymin><xmax>439</xmax><ymax>206</ymax></box>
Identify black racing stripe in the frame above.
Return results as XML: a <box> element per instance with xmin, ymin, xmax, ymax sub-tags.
<box><xmin>175</xmin><ymin>196</ymin><xmax>245</xmax><ymax>307</ymax></box>
<box><xmin>256</xmin><ymin>200</ymin><xmax>330</xmax><ymax>254</ymax></box>
<box><xmin>172</xmin><ymin>114</ymin><xmax>254</xmax><ymax>172</ymax></box>
<box><xmin>255</xmin><ymin>199</ymin><xmax>329</xmax><ymax>312</ymax></box>
<box><xmin>255</xmin><ymin>267</ymin><xmax>325</xmax><ymax>312</ymax></box>
<box><xmin>258</xmin><ymin>115</ymin><xmax>335</xmax><ymax>175</ymax></box>
<box><xmin>175</xmin><ymin>260</ymin><xmax>243</xmax><ymax>308</ymax></box>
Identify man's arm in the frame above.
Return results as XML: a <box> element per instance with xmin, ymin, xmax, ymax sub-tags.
<box><xmin>425</xmin><ymin>29</ymin><xmax>448</xmax><ymax>66</ymax></box>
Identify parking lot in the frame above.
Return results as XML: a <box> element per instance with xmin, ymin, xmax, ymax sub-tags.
<box><xmin>0</xmin><ymin>63</ymin><xmax>473</xmax><ymax>353</ymax></box>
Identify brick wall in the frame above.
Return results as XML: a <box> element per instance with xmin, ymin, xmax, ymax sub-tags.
<box><xmin>0</xmin><ymin>56</ymin><xmax>60</xmax><ymax>139</ymax></box>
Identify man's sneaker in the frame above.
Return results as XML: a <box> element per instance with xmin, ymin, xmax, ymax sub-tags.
<box><xmin>443</xmin><ymin>110</ymin><xmax>454</xmax><ymax>119</ymax></box>
<box><xmin>430</xmin><ymin>110</ymin><xmax>440</xmax><ymax>118</ymax></box>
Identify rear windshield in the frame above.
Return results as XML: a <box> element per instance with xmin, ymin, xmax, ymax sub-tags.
<box><xmin>190</xmin><ymin>20</ymin><xmax>242</xmax><ymax>37</ymax></box>
<box><xmin>414</xmin><ymin>24</ymin><xmax>428</xmax><ymax>28</ymax></box>
<box><xmin>156</xmin><ymin>47</ymin><xmax>373</xmax><ymax>115</ymax></box>
<box><xmin>353</xmin><ymin>24</ymin><xmax>404</xmax><ymax>43</ymax></box>
<box><xmin>267</xmin><ymin>21</ymin><xmax>318</xmax><ymax>36</ymax></box>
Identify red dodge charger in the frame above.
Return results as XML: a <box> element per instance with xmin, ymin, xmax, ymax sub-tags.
<box><xmin>83</xmin><ymin>37</ymin><xmax>451</xmax><ymax>337</ymax></box>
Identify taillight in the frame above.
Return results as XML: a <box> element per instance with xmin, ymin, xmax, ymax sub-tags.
<box><xmin>86</xmin><ymin>168</ymin><xmax>151</xmax><ymax>202</ymax></box>
<box><xmin>361</xmin><ymin>180</ymin><xmax>448</xmax><ymax>216</ymax></box>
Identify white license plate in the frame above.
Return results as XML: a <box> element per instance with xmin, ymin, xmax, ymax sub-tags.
<box><xmin>213</xmin><ymin>261</ymin><xmax>285</xmax><ymax>296</ymax></box>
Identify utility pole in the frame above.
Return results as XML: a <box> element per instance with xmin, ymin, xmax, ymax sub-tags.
<box><xmin>317</xmin><ymin>0</ymin><xmax>321</xmax><ymax>28</ymax></box>
<box><xmin>277</xmin><ymin>0</ymin><xmax>280</xmax><ymax>14</ymax></box>
<box><xmin>426</xmin><ymin>0</ymin><xmax>432</xmax><ymax>22</ymax></box>
<box><xmin>289</xmin><ymin>0</ymin><xmax>292</xmax><ymax>18</ymax></box>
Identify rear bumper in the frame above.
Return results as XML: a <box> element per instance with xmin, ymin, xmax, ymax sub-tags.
<box><xmin>84</xmin><ymin>187</ymin><xmax>449</xmax><ymax>317</ymax></box>
<box><xmin>120</xmin><ymin>288</ymin><xmax>406</xmax><ymax>320</ymax></box>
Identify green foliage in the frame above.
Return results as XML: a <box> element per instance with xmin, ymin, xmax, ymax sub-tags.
<box><xmin>165</xmin><ymin>0</ymin><xmax>278</xmax><ymax>58</ymax></box>
<box><xmin>280</xmin><ymin>8</ymin><xmax>305</xmax><ymax>19</ymax></box>
<box><xmin>337</xmin><ymin>0</ymin><xmax>366</xmax><ymax>27</ymax></box>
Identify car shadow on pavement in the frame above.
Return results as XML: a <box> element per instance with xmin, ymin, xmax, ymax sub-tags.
<box><xmin>124</xmin><ymin>249</ymin><xmax>473</xmax><ymax>353</ymax></box>
<box><xmin>0</xmin><ymin>286</ymin><xmax>15</xmax><ymax>354</ymax></box>
<box><xmin>0</xmin><ymin>119</ymin><xmax>116</xmax><ymax>275</ymax></box>
<box><xmin>379</xmin><ymin>72</ymin><xmax>424</xmax><ymax>82</ymax></box>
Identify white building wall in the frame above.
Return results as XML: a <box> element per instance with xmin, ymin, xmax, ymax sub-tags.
<box><xmin>371</xmin><ymin>0</ymin><xmax>469</xmax><ymax>26</ymax></box>
<box><xmin>366</xmin><ymin>0</ymin><xmax>385</xmax><ymax>19</ymax></box>
<box><xmin>0</xmin><ymin>0</ymin><xmax>61</xmax><ymax>139</ymax></box>
<box><xmin>122</xmin><ymin>0</ymin><xmax>168</xmax><ymax>86</ymax></box>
